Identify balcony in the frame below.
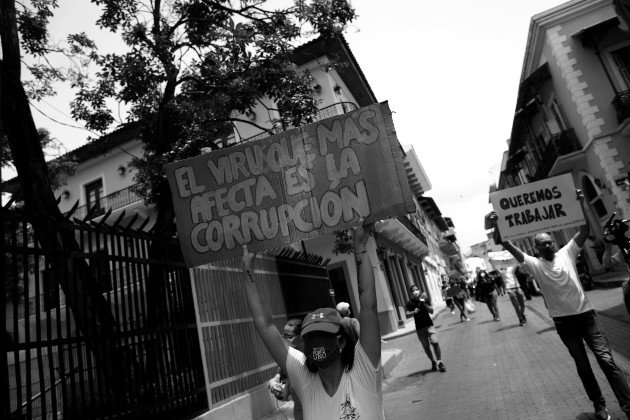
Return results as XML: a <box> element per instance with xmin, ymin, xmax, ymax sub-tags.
<box><xmin>241</xmin><ymin>102</ymin><xmax>359</xmax><ymax>143</ymax></box>
<box><xmin>533</xmin><ymin>128</ymin><xmax>581</xmax><ymax>180</ymax></box>
<box><xmin>612</xmin><ymin>90</ymin><xmax>630</xmax><ymax>123</ymax></box>
<box><xmin>397</xmin><ymin>215</ymin><xmax>428</xmax><ymax>247</ymax></box>
<box><xmin>439</xmin><ymin>239</ymin><xmax>459</xmax><ymax>256</ymax></box>
<box><xmin>68</xmin><ymin>183</ymin><xmax>143</xmax><ymax>220</ymax></box>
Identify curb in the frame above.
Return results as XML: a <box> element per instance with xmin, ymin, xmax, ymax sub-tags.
<box><xmin>381</xmin><ymin>349</ymin><xmax>403</xmax><ymax>378</ymax></box>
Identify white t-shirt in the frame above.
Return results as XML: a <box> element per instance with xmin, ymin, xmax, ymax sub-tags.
<box><xmin>522</xmin><ymin>239</ymin><xmax>594</xmax><ymax>318</ymax></box>
<box><xmin>503</xmin><ymin>266</ymin><xmax>519</xmax><ymax>289</ymax></box>
<box><xmin>286</xmin><ymin>341</ymin><xmax>384</xmax><ymax>420</ymax></box>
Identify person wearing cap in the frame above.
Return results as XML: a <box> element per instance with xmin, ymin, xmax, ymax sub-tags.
<box><xmin>242</xmin><ymin>221</ymin><xmax>384</xmax><ymax>420</ymax></box>
<box><xmin>336</xmin><ymin>301</ymin><xmax>360</xmax><ymax>344</ymax></box>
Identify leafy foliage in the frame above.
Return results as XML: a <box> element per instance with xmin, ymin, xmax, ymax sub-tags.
<box><xmin>69</xmin><ymin>0</ymin><xmax>356</xmax><ymax>207</ymax></box>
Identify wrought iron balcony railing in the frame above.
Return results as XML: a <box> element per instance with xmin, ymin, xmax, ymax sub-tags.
<box><xmin>397</xmin><ymin>215</ymin><xmax>428</xmax><ymax>247</ymax></box>
<box><xmin>69</xmin><ymin>183</ymin><xmax>143</xmax><ymax>220</ymax></box>
<box><xmin>241</xmin><ymin>102</ymin><xmax>359</xmax><ymax>143</ymax></box>
<box><xmin>612</xmin><ymin>90</ymin><xmax>630</xmax><ymax>123</ymax></box>
<box><xmin>533</xmin><ymin>128</ymin><xmax>581</xmax><ymax>180</ymax></box>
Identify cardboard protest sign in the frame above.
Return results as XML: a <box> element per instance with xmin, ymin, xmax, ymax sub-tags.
<box><xmin>165</xmin><ymin>101</ymin><xmax>415</xmax><ymax>268</ymax></box>
<box><xmin>489</xmin><ymin>173</ymin><xmax>584</xmax><ymax>241</ymax></box>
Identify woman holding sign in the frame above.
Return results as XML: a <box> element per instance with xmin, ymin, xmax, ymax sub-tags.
<box><xmin>241</xmin><ymin>221</ymin><xmax>384</xmax><ymax>420</ymax></box>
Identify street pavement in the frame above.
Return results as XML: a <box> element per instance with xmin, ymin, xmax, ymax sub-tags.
<box><xmin>262</xmin><ymin>282</ymin><xmax>630</xmax><ymax>420</ymax></box>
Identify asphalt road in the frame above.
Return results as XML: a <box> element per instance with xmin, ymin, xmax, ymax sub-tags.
<box><xmin>382</xmin><ymin>286</ymin><xmax>630</xmax><ymax>420</ymax></box>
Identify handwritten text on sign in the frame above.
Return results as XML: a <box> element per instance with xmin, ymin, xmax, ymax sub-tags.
<box><xmin>166</xmin><ymin>102</ymin><xmax>414</xmax><ymax>267</ymax></box>
<box><xmin>489</xmin><ymin>173</ymin><xmax>584</xmax><ymax>241</ymax></box>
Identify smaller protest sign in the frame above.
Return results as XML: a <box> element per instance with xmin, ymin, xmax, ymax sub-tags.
<box><xmin>489</xmin><ymin>173</ymin><xmax>584</xmax><ymax>241</ymax></box>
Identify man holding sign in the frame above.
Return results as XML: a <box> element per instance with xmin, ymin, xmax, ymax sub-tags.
<box><xmin>489</xmin><ymin>189</ymin><xmax>630</xmax><ymax>420</ymax></box>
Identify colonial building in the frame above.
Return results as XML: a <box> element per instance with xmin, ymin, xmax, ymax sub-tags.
<box><xmin>495</xmin><ymin>0</ymin><xmax>630</xmax><ymax>273</ymax></box>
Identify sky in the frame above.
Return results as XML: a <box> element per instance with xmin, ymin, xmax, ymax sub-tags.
<box><xmin>2</xmin><ymin>0</ymin><xmax>571</xmax><ymax>251</ymax></box>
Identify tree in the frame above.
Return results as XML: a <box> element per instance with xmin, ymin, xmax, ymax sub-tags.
<box><xmin>70</xmin><ymin>0</ymin><xmax>356</xmax><ymax>238</ymax></box>
<box><xmin>68</xmin><ymin>0</ymin><xmax>356</xmax><ymax>389</ymax></box>
<box><xmin>1</xmin><ymin>0</ymin><xmax>140</xmax><ymax>409</ymax></box>
<box><xmin>2</xmin><ymin>0</ymin><xmax>357</xmax><ymax>414</ymax></box>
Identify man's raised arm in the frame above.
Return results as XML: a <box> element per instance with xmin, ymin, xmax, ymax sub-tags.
<box><xmin>489</xmin><ymin>212</ymin><xmax>525</xmax><ymax>263</ymax></box>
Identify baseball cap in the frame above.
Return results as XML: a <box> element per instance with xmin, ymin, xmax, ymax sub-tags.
<box><xmin>301</xmin><ymin>308</ymin><xmax>342</xmax><ymax>336</ymax></box>
<box><xmin>335</xmin><ymin>302</ymin><xmax>350</xmax><ymax>313</ymax></box>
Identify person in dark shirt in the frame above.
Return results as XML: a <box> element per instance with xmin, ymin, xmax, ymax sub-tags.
<box><xmin>405</xmin><ymin>285</ymin><xmax>446</xmax><ymax>372</ymax></box>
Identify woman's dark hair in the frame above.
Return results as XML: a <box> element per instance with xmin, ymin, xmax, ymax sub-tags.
<box><xmin>304</xmin><ymin>329</ymin><xmax>356</xmax><ymax>373</ymax></box>
<box><xmin>476</xmin><ymin>270</ymin><xmax>489</xmax><ymax>281</ymax></box>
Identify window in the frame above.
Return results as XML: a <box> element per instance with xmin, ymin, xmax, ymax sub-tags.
<box><xmin>611</xmin><ymin>45</ymin><xmax>630</xmax><ymax>89</ymax></box>
<box><xmin>582</xmin><ymin>176</ymin><xmax>607</xmax><ymax>219</ymax></box>
<box><xmin>85</xmin><ymin>179</ymin><xmax>104</xmax><ymax>217</ymax></box>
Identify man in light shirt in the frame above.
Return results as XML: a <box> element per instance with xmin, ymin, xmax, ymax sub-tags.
<box><xmin>502</xmin><ymin>265</ymin><xmax>527</xmax><ymax>326</ymax></box>
<box><xmin>489</xmin><ymin>191</ymin><xmax>630</xmax><ymax>420</ymax></box>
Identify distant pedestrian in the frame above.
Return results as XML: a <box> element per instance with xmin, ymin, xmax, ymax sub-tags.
<box><xmin>515</xmin><ymin>265</ymin><xmax>532</xmax><ymax>300</ymax></box>
<box><xmin>447</xmin><ymin>278</ymin><xmax>470</xmax><ymax>322</ymax></box>
<box><xmin>405</xmin><ymin>285</ymin><xmax>446</xmax><ymax>372</ymax></box>
<box><xmin>503</xmin><ymin>265</ymin><xmax>527</xmax><ymax>326</ymax></box>
<box><xmin>476</xmin><ymin>270</ymin><xmax>500</xmax><ymax>321</ymax></box>
<box><xmin>490</xmin><ymin>189</ymin><xmax>630</xmax><ymax>420</ymax></box>
<box><xmin>442</xmin><ymin>281</ymin><xmax>455</xmax><ymax>314</ymax></box>
<box><xmin>336</xmin><ymin>301</ymin><xmax>360</xmax><ymax>343</ymax></box>
<box><xmin>491</xmin><ymin>270</ymin><xmax>506</xmax><ymax>296</ymax></box>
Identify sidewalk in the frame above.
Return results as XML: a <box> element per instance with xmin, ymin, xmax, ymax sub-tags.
<box><xmin>592</xmin><ymin>265</ymin><xmax>629</xmax><ymax>288</ymax></box>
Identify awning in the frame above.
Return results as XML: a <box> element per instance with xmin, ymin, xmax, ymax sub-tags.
<box><xmin>572</xmin><ymin>17</ymin><xmax>620</xmax><ymax>49</ymax></box>
<box><xmin>375</xmin><ymin>218</ymin><xmax>430</xmax><ymax>261</ymax></box>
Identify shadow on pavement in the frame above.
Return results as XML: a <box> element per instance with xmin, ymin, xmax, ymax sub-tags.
<box><xmin>407</xmin><ymin>369</ymin><xmax>432</xmax><ymax>378</ymax></box>
<box><xmin>493</xmin><ymin>324</ymin><xmax>521</xmax><ymax>332</ymax></box>
<box><xmin>535</xmin><ymin>326</ymin><xmax>556</xmax><ymax>335</ymax></box>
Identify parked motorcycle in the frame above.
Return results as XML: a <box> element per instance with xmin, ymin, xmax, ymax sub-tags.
<box><xmin>602</xmin><ymin>212</ymin><xmax>630</xmax><ymax>316</ymax></box>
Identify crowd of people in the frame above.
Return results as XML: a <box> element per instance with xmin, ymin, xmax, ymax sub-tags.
<box><xmin>241</xmin><ymin>190</ymin><xmax>630</xmax><ymax>420</ymax></box>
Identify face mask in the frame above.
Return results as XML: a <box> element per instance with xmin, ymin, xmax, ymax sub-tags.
<box><xmin>412</xmin><ymin>290</ymin><xmax>420</xmax><ymax>298</ymax></box>
<box><xmin>304</xmin><ymin>334</ymin><xmax>341</xmax><ymax>369</ymax></box>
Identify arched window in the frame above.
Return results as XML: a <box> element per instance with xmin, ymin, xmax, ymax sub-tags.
<box><xmin>582</xmin><ymin>176</ymin><xmax>607</xmax><ymax>219</ymax></box>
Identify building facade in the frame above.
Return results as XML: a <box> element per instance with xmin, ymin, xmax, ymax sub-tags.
<box><xmin>496</xmin><ymin>0</ymin><xmax>630</xmax><ymax>272</ymax></box>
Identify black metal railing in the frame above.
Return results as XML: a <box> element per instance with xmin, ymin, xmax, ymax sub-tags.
<box><xmin>71</xmin><ymin>183</ymin><xmax>142</xmax><ymax>220</ymax></box>
<box><xmin>241</xmin><ymin>102</ymin><xmax>359</xmax><ymax>143</ymax></box>
<box><xmin>397</xmin><ymin>215</ymin><xmax>428</xmax><ymax>247</ymax></box>
<box><xmin>612</xmin><ymin>90</ymin><xmax>630</xmax><ymax>123</ymax></box>
<box><xmin>533</xmin><ymin>128</ymin><xmax>581</xmax><ymax>180</ymax></box>
<box><xmin>3</xmin><ymin>208</ymin><xmax>207</xmax><ymax>419</ymax></box>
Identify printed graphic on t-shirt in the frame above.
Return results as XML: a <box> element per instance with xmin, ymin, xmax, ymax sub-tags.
<box><xmin>340</xmin><ymin>394</ymin><xmax>359</xmax><ymax>419</ymax></box>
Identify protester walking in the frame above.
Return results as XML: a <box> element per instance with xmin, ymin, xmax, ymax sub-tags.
<box><xmin>405</xmin><ymin>285</ymin><xmax>446</xmax><ymax>372</ymax></box>
<box><xmin>447</xmin><ymin>278</ymin><xmax>471</xmax><ymax>322</ymax></box>
<box><xmin>490</xmin><ymin>190</ymin><xmax>630</xmax><ymax>420</ymax></box>
<box><xmin>242</xmin><ymin>221</ymin><xmax>384</xmax><ymax>420</ymax></box>
<box><xmin>476</xmin><ymin>270</ymin><xmax>500</xmax><ymax>321</ymax></box>
<box><xmin>503</xmin><ymin>265</ymin><xmax>527</xmax><ymax>326</ymax></box>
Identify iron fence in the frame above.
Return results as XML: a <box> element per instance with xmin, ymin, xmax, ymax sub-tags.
<box><xmin>2</xmin><ymin>208</ymin><xmax>207</xmax><ymax>419</ymax></box>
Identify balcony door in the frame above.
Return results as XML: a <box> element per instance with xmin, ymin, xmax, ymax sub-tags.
<box><xmin>610</xmin><ymin>45</ymin><xmax>630</xmax><ymax>89</ymax></box>
<box><xmin>85</xmin><ymin>179</ymin><xmax>105</xmax><ymax>217</ymax></box>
